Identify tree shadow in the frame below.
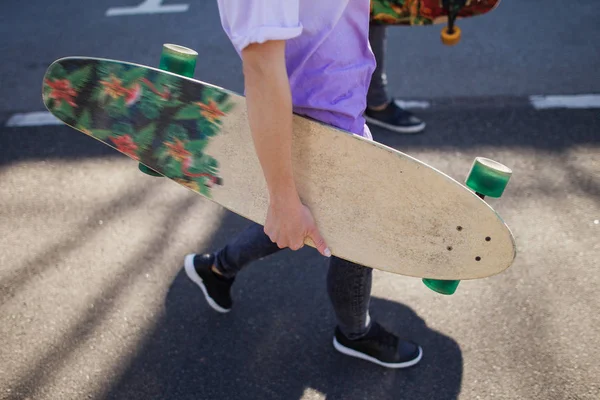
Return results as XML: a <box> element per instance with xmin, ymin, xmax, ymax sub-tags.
<box><xmin>103</xmin><ymin>213</ymin><xmax>463</xmax><ymax>400</ymax></box>
<box><xmin>3</xmin><ymin>194</ymin><xmax>200</xmax><ymax>400</ymax></box>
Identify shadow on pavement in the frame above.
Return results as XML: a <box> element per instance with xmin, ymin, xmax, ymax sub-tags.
<box><xmin>2</xmin><ymin>107</ymin><xmax>599</xmax><ymax>168</ymax></box>
<box><xmin>103</xmin><ymin>213</ymin><xmax>463</xmax><ymax>400</ymax></box>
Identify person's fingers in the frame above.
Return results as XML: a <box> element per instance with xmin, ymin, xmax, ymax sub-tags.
<box><xmin>289</xmin><ymin>241</ymin><xmax>304</xmax><ymax>251</ymax></box>
<box><xmin>264</xmin><ymin>226</ymin><xmax>284</xmax><ymax>248</ymax></box>
<box><xmin>308</xmin><ymin>227</ymin><xmax>331</xmax><ymax>257</ymax></box>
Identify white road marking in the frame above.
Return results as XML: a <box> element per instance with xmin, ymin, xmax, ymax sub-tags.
<box><xmin>9</xmin><ymin>94</ymin><xmax>600</xmax><ymax>128</ymax></box>
<box><xmin>393</xmin><ymin>99</ymin><xmax>431</xmax><ymax>109</ymax></box>
<box><xmin>530</xmin><ymin>95</ymin><xmax>600</xmax><ymax>109</ymax></box>
<box><xmin>106</xmin><ymin>0</ymin><xmax>189</xmax><ymax>16</ymax></box>
<box><xmin>5</xmin><ymin>112</ymin><xmax>63</xmax><ymax>127</ymax></box>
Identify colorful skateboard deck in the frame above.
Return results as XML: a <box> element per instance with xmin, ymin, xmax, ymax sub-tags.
<box><xmin>370</xmin><ymin>0</ymin><xmax>501</xmax><ymax>45</ymax></box>
<box><xmin>370</xmin><ymin>0</ymin><xmax>499</xmax><ymax>25</ymax></box>
<box><xmin>42</xmin><ymin>50</ymin><xmax>516</xmax><ymax>293</ymax></box>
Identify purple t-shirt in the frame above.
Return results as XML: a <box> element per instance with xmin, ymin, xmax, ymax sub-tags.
<box><xmin>216</xmin><ymin>0</ymin><xmax>375</xmax><ymax>139</ymax></box>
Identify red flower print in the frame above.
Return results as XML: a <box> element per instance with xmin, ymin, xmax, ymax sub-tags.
<box><xmin>45</xmin><ymin>79</ymin><xmax>78</xmax><ymax>107</ymax></box>
<box><xmin>165</xmin><ymin>138</ymin><xmax>191</xmax><ymax>162</ymax></box>
<box><xmin>110</xmin><ymin>135</ymin><xmax>139</xmax><ymax>159</ymax></box>
<box><xmin>101</xmin><ymin>75</ymin><xmax>141</xmax><ymax>106</ymax></box>
<box><xmin>195</xmin><ymin>100</ymin><xmax>225</xmax><ymax>122</ymax></box>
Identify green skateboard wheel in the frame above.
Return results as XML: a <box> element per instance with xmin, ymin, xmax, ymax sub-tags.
<box><xmin>422</xmin><ymin>278</ymin><xmax>460</xmax><ymax>295</ymax></box>
<box><xmin>138</xmin><ymin>164</ymin><xmax>162</xmax><ymax>176</ymax></box>
<box><xmin>139</xmin><ymin>44</ymin><xmax>199</xmax><ymax>176</ymax></box>
<box><xmin>159</xmin><ymin>43</ymin><xmax>198</xmax><ymax>78</ymax></box>
<box><xmin>465</xmin><ymin>157</ymin><xmax>512</xmax><ymax>198</ymax></box>
<box><xmin>423</xmin><ymin>158</ymin><xmax>512</xmax><ymax>294</ymax></box>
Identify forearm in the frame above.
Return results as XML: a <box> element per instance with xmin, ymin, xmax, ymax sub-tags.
<box><xmin>242</xmin><ymin>41</ymin><xmax>299</xmax><ymax>204</ymax></box>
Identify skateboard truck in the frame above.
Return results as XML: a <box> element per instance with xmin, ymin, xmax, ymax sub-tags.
<box><xmin>440</xmin><ymin>0</ymin><xmax>465</xmax><ymax>46</ymax></box>
<box><xmin>138</xmin><ymin>44</ymin><xmax>199</xmax><ymax>177</ymax></box>
<box><xmin>423</xmin><ymin>157</ymin><xmax>512</xmax><ymax>295</ymax></box>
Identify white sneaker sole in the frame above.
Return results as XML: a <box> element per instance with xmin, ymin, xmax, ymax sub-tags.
<box><xmin>333</xmin><ymin>337</ymin><xmax>423</xmax><ymax>369</ymax></box>
<box><xmin>184</xmin><ymin>254</ymin><xmax>230</xmax><ymax>314</ymax></box>
<box><xmin>364</xmin><ymin>115</ymin><xmax>426</xmax><ymax>134</ymax></box>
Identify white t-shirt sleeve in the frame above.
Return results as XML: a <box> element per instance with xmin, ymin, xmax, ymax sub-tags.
<box><xmin>217</xmin><ymin>0</ymin><xmax>303</xmax><ymax>51</ymax></box>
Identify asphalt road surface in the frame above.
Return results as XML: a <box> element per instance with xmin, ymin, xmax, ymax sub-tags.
<box><xmin>1</xmin><ymin>1</ymin><xmax>599</xmax><ymax>400</ymax></box>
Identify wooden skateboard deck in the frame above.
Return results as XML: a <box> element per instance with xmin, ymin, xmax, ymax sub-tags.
<box><xmin>42</xmin><ymin>56</ymin><xmax>516</xmax><ymax>281</ymax></box>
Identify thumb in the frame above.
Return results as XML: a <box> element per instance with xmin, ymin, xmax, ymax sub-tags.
<box><xmin>307</xmin><ymin>228</ymin><xmax>331</xmax><ymax>258</ymax></box>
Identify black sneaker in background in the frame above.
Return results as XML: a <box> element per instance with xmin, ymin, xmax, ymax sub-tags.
<box><xmin>184</xmin><ymin>253</ymin><xmax>234</xmax><ymax>313</ymax></box>
<box><xmin>333</xmin><ymin>322</ymin><xmax>423</xmax><ymax>368</ymax></box>
<box><xmin>364</xmin><ymin>98</ymin><xmax>426</xmax><ymax>134</ymax></box>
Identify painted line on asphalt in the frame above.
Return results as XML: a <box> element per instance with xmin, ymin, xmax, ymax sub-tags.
<box><xmin>106</xmin><ymin>0</ymin><xmax>189</xmax><ymax>16</ymax></box>
<box><xmin>5</xmin><ymin>112</ymin><xmax>62</xmax><ymax>127</ymax></box>
<box><xmin>7</xmin><ymin>95</ymin><xmax>600</xmax><ymax>128</ymax></box>
<box><xmin>393</xmin><ymin>99</ymin><xmax>431</xmax><ymax>109</ymax></box>
<box><xmin>529</xmin><ymin>95</ymin><xmax>600</xmax><ymax>109</ymax></box>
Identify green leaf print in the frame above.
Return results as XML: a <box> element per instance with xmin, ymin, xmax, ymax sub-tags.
<box><xmin>96</xmin><ymin>61</ymin><xmax>123</xmax><ymax>80</ymax></box>
<box><xmin>91</xmin><ymin>129</ymin><xmax>113</xmax><ymax>140</ymax></box>
<box><xmin>157</xmin><ymin>147</ymin><xmax>170</xmax><ymax>164</ymax></box>
<box><xmin>90</xmin><ymin>85</ymin><xmax>101</xmax><ymax>103</ymax></box>
<box><xmin>48</xmin><ymin>63</ymin><xmax>67</xmax><ymax>80</ymax></box>
<box><xmin>198</xmin><ymin>181</ymin><xmax>211</xmax><ymax>197</ymax></box>
<box><xmin>174</xmin><ymin>104</ymin><xmax>201</xmax><ymax>120</ymax></box>
<box><xmin>140</xmin><ymin>97</ymin><xmax>161</xmax><ymax>119</ymax></box>
<box><xmin>68</xmin><ymin>65</ymin><xmax>93</xmax><ymax>90</ymax></box>
<box><xmin>136</xmin><ymin>123</ymin><xmax>156</xmax><ymax>150</ymax></box>
<box><xmin>186</xmin><ymin>139</ymin><xmax>208</xmax><ymax>153</ymax></box>
<box><xmin>187</xmin><ymin>154</ymin><xmax>217</xmax><ymax>175</ymax></box>
<box><xmin>220</xmin><ymin>101</ymin><xmax>235</xmax><ymax>114</ymax></box>
<box><xmin>166</xmin><ymin>124</ymin><xmax>188</xmax><ymax>141</ymax></box>
<box><xmin>112</xmin><ymin>122</ymin><xmax>134</xmax><ymax>136</ymax></box>
<box><xmin>197</xmin><ymin>119</ymin><xmax>219</xmax><ymax>137</ymax></box>
<box><xmin>107</xmin><ymin>96</ymin><xmax>129</xmax><ymax>118</ymax></box>
<box><xmin>77</xmin><ymin>109</ymin><xmax>92</xmax><ymax>130</ymax></box>
<box><xmin>121</xmin><ymin>67</ymin><xmax>147</xmax><ymax>86</ymax></box>
<box><xmin>56</xmin><ymin>101</ymin><xmax>75</xmax><ymax>120</ymax></box>
<box><xmin>201</xmin><ymin>87</ymin><xmax>221</xmax><ymax>103</ymax></box>
<box><xmin>164</xmin><ymin>159</ymin><xmax>183</xmax><ymax>178</ymax></box>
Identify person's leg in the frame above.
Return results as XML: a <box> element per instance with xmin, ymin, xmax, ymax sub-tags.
<box><xmin>365</xmin><ymin>25</ymin><xmax>426</xmax><ymax>134</ymax></box>
<box><xmin>184</xmin><ymin>222</ymin><xmax>281</xmax><ymax>312</ymax></box>
<box><xmin>213</xmin><ymin>222</ymin><xmax>280</xmax><ymax>278</ymax></box>
<box><xmin>327</xmin><ymin>257</ymin><xmax>373</xmax><ymax>339</ymax></box>
<box><xmin>367</xmin><ymin>24</ymin><xmax>390</xmax><ymax>110</ymax></box>
<box><xmin>327</xmin><ymin>256</ymin><xmax>423</xmax><ymax>368</ymax></box>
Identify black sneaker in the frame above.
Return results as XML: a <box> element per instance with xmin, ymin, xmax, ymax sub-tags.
<box><xmin>184</xmin><ymin>253</ymin><xmax>234</xmax><ymax>313</ymax></box>
<box><xmin>333</xmin><ymin>322</ymin><xmax>423</xmax><ymax>368</ymax></box>
<box><xmin>364</xmin><ymin>99</ymin><xmax>426</xmax><ymax>133</ymax></box>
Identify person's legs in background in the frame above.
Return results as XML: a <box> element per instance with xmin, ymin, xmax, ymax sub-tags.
<box><xmin>365</xmin><ymin>25</ymin><xmax>426</xmax><ymax>134</ymax></box>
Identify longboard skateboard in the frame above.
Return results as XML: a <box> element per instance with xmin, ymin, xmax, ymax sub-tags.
<box><xmin>369</xmin><ymin>0</ymin><xmax>501</xmax><ymax>45</ymax></box>
<box><xmin>42</xmin><ymin>44</ymin><xmax>516</xmax><ymax>295</ymax></box>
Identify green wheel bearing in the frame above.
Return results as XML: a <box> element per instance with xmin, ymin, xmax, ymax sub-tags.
<box><xmin>138</xmin><ymin>44</ymin><xmax>199</xmax><ymax>177</ymax></box>
<box><xmin>422</xmin><ymin>157</ymin><xmax>512</xmax><ymax>295</ymax></box>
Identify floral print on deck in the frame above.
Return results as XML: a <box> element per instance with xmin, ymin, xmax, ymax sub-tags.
<box><xmin>369</xmin><ymin>0</ymin><xmax>499</xmax><ymax>25</ymax></box>
<box><xmin>42</xmin><ymin>59</ymin><xmax>234</xmax><ymax>197</ymax></box>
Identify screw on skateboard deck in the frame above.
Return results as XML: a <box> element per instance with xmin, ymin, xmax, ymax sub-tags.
<box><xmin>369</xmin><ymin>0</ymin><xmax>501</xmax><ymax>45</ymax></box>
<box><xmin>42</xmin><ymin>44</ymin><xmax>516</xmax><ymax>296</ymax></box>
